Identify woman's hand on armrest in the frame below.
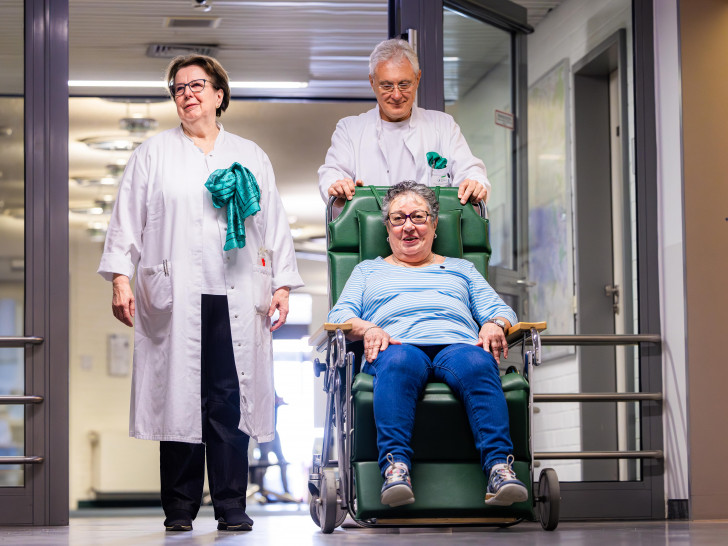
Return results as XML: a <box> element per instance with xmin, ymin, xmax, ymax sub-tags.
<box><xmin>347</xmin><ymin>318</ymin><xmax>401</xmax><ymax>363</ymax></box>
<box><xmin>476</xmin><ymin>317</ymin><xmax>512</xmax><ymax>364</ymax></box>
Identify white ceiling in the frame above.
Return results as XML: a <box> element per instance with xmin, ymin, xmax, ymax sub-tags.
<box><xmin>0</xmin><ymin>0</ymin><xmax>563</xmax><ymax>291</ymax></box>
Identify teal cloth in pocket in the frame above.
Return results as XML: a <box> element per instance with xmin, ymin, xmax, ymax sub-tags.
<box><xmin>426</xmin><ymin>151</ymin><xmax>448</xmax><ymax>169</ymax></box>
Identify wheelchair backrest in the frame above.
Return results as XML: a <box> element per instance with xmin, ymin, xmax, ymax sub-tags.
<box><xmin>327</xmin><ymin>186</ymin><xmax>491</xmax><ymax>306</ymax></box>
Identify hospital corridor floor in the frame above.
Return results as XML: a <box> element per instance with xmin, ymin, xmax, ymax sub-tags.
<box><xmin>0</xmin><ymin>505</ymin><xmax>726</xmax><ymax>545</ymax></box>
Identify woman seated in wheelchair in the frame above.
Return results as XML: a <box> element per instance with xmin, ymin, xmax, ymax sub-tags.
<box><xmin>328</xmin><ymin>180</ymin><xmax>528</xmax><ymax>509</ymax></box>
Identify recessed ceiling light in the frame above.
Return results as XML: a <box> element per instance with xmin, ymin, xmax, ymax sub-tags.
<box><xmin>80</xmin><ymin>136</ymin><xmax>143</xmax><ymax>152</ymax></box>
<box><xmin>119</xmin><ymin>117</ymin><xmax>158</xmax><ymax>133</ymax></box>
<box><xmin>72</xmin><ymin>176</ymin><xmax>120</xmax><ymax>187</ymax></box>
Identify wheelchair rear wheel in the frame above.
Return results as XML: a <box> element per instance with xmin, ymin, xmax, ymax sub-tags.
<box><xmin>537</xmin><ymin>468</ymin><xmax>560</xmax><ymax>531</ymax></box>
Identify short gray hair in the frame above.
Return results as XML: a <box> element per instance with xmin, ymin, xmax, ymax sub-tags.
<box><xmin>369</xmin><ymin>38</ymin><xmax>420</xmax><ymax>77</ymax></box>
<box><xmin>382</xmin><ymin>181</ymin><xmax>439</xmax><ymax>224</ymax></box>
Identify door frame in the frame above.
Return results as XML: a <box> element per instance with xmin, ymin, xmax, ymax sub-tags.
<box><xmin>0</xmin><ymin>0</ymin><xmax>70</xmax><ymax>526</ymax></box>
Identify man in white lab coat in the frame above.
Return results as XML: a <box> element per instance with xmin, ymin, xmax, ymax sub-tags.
<box><xmin>318</xmin><ymin>38</ymin><xmax>490</xmax><ymax>204</ymax></box>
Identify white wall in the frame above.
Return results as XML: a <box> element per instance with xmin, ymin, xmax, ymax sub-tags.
<box><xmin>652</xmin><ymin>0</ymin><xmax>690</xmax><ymax>505</ymax></box>
<box><xmin>68</xmin><ymin>228</ymin><xmax>150</xmax><ymax>506</ymax></box>
<box><xmin>527</xmin><ymin>0</ymin><xmax>635</xmax><ymax>482</ymax></box>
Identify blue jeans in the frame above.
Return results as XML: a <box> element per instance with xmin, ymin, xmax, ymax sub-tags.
<box><xmin>361</xmin><ymin>343</ymin><xmax>513</xmax><ymax>477</ymax></box>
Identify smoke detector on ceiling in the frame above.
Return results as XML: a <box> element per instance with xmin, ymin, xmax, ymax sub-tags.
<box><xmin>146</xmin><ymin>43</ymin><xmax>220</xmax><ymax>59</ymax></box>
<box><xmin>192</xmin><ymin>0</ymin><xmax>213</xmax><ymax>12</ymax></box>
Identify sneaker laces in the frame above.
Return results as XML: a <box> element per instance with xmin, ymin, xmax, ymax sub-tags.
<box><xmin>384</xmin><ymin>453</ymin><xmax>410</xmax><ymax>484</ymax></box>
<box><xmin>490</xmin><ymin>454</ymin><xmax>518</xmax><ymax>486</ymax></box>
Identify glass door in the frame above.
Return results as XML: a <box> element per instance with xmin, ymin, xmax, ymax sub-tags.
<box><xmin>0</xmin><ymin>0</ymin><xmax>27</xmax><ymax>500</ymax></box>
<box><xmin>391</xmin><ymin>0</ymin><xmax>530</xmax><ymax>317</ymax></box>
<box><xmin>0</xmin><ymin>0</ymin><xmax>70</xmax><ymax>525</ymax></box>
<box><xmin>441</xmin><ymin>9</ymin><xmax>524</xmax><ymax>312</ymax></box>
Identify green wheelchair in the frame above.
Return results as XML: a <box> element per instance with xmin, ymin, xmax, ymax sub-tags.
<box><xmin>308</xmin><ymin>187</ymin><xmax>559</xmax><ymax>532</ymax></box>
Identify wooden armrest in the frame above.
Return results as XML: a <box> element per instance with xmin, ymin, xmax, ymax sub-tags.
<box><xmin>506</xmin><ymin>321</ymin><xmax>547</xmax><ymax>345</ymax></box>
<box><xmin>308</xmin><ymin>322</ymin><xmax>353</xmax><ymax>348</ymax></box>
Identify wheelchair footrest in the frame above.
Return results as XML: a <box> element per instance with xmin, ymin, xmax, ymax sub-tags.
<box><xmin>353</xmin><ymin>461</ymin><xmax>534</xmax><ymax>521</ymax></box>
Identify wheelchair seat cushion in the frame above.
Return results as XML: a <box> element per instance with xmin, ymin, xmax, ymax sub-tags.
<box><xmin>356</xmin><ymin>209</ymin><xmax>463</xmax><ymax>261</ymax></box>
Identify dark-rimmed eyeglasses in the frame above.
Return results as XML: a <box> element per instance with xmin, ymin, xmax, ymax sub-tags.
<box><xmin>378</xmin><ymin>81</ymin><xmax>414</xmax><ymax>93</ymax></box>
<box><xmin>387</xmin><ymin>210</ymin><xmax>430</xmax><ymax>226</ymax></box>
<box><xmin>170</xmin><ymin>78</ymin><xmax>209</xmax><ymax>97</ymax></box>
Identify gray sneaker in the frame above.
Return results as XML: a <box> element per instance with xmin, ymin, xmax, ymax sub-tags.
<box><xmin>380</xmin><ymin>453</ymin><xmax>415</xmax><ymax>507</ymax></box>
<box><xmin>485</xmin><ymin>454</ymin><xmax>528</xmax><ymax>506</ymax></box>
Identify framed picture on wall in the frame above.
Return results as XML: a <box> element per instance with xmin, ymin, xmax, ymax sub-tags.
<box><xmin>527</xmin><ymin>59</ymin><xmax>576</xmax><ymax>359</ymax></box>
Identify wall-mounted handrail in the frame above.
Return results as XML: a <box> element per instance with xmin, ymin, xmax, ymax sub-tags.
<box><xmin>535</xmin><ymin>393</ymin><xmax>662</xmax><ymax>402</ymax></box>
<box><xmin>0</xmin><ymin>456</ymin><xmax>44</xmax><ymax>465</ymax></box>
<box><xmin>540</xmin><ymin>334</ymin><xmax>661</xmax><ymax>346</ymax></box>
<box><xmin>535</xmin><ymin>450</ymin><xmax>663</xmax><ymax>460</ymax></box>
<box><xmin>0</xmin><ymin>336</ymin><xmax>44</xmax><ymax>348</ymax></box>
<box><xmin>531</xmin><ymin>333</ymin><xmax>663</xmax><ymax>464</ymax></box>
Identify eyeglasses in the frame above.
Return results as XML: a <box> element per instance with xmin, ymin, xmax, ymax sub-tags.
<box><xmin>170</xmin><ymin>78</ymin><xmax>209</xmax><ymax>97</ymax></box>
<box><xmin>387</xmin><ymin>210</ymin><xmax>430</xmax><ymax>226</ymax></box>
<box><xmin>378</xmin><ymin>81</ymin><xmax>414</xmax><ymax>93</ymax></box>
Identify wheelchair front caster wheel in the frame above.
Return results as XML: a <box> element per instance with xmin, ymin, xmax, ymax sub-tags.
<box><xmin>319</xmin><ymin>468</ymin><xmax>341</xmax><ymax>533</ymax></box>
<box><xmin>537</xmin><ymin>468</ymin><xmax>560</xmax><ymax>531</ymax></box>
<box><xmin>309</xmin><ymin>494</ymin><xmax>321</xmax><ymax>527</ymax></box>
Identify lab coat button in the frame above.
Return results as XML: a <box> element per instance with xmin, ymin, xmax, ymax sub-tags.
<box><xmin>234</xmin><ymin>314</ymin><xmax>239</xmax><ymax>318</ymax></box>
<box><xmin>230</xmin><ymin>285</ymin><xmax>235</xmax><ymax>289</ymax></box>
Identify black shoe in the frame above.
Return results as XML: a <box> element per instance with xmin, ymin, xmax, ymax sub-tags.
<box><xmin>217</xmin><ymin>508</ymin><xmax>254</xmax><ymax>531</ymax></box>
<box><xmin>164</xmin><ymin>510</ymin><xmax>193</xmax><ymax>532</ymax></box>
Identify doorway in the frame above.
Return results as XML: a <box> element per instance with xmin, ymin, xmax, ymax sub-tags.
<box><xmin>573</xmin><ymin>29</ymin><xmax>638</xmax><ymax>482</ymax></box>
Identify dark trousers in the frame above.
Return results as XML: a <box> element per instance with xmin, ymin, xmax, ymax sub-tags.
<box><xmin>160</xmin><ymin>295</ymin><xmax>250</xmax><ymax>520</ymax></box>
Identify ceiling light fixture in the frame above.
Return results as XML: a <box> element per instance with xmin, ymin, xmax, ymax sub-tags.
<box><xmin>72</xmin><ymin>176</ymin><xmax>120</xmax><ymax>187</ymax></box>
<box><xmin>80</xmin><ymin>136</ymin><xmax>143</xmax><ymax>152</ymax></box>
<box><xmin>120</xmin><ymin>117</ymin><xmax>158</xmax><ymax>133</ymax></box>
<box><xmin>69</xmin><ymin>80</ymin><xmax>308</xmax><ymax>89</ymax></box>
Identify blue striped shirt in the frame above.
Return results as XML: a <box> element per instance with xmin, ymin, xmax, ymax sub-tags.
<box><xmin>328</xmin><ymin>257</ymin><xmax>517</xmax><ymax>345</ymax></box>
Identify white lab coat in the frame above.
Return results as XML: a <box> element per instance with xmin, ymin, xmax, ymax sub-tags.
<box><xmin>318</xmin><ymin>105</ymin><xmax>490</xmax><ymax>201</ymax></box>
<box><xmin>98</xmin><ymin>126</ymin><xmax>304</xmax><ymax>443</ymax></box>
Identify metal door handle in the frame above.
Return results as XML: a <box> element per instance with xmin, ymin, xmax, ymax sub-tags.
<box><xmin>0</xmin><ymin>456</ymin><xmax>44</xmax><ymax>465</ymax></box>
<box><xmin>516</xmin><ymin>279</ymin><xmax>537</xmax><ymax>287</ymax></box>
<box><xmin>604</xmin><ymin>284</ymin><xmax>620</xmax><ymax>314</ymax></box>
<box><xmin>0</xmin><ymin>336</ymin><xmax>43</xmax><ymax>347</ymax></box>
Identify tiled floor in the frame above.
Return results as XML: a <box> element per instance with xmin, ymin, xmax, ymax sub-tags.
<box><xmin>0</xmin><ymin>505</ymin><xmax>727</xmax><ymax>545</ymax></box>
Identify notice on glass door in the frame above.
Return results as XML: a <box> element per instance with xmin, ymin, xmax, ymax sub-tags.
<box><xmin>495</xmin><ymin>109</ymin><xmax>515</xmax><ymax>130</ymax></box>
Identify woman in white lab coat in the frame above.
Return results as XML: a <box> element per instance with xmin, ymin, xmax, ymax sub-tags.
<box><xmin>98</xmin><ymin>55</ymin><xmax>303</xmax><ymax>533</ymax></box>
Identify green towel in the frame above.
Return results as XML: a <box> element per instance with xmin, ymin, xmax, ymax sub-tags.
<box><xmin>426</xmin><ymin>151</ymin><xmax>448</xmax><ymax>169</ymax></box>
<box><xmin>205</xmin><ymin>162</ymin><xmax>261</xmax><ymax>251</ymax></box>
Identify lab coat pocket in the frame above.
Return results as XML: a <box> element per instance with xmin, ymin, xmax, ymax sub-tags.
<box><xmin>429</xmin><ymin>167</ymin><xmax>451</xmax><ymax>186</ymax></box>
<box><xmin>137</xmin><ymin>261</ymin><xmax>173</xmax><ymax>340</ymax></box>
<box><xmin>253</xmin><ymin>263</ymin><xmax>273</xmax><ymax>316</ymax></box>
